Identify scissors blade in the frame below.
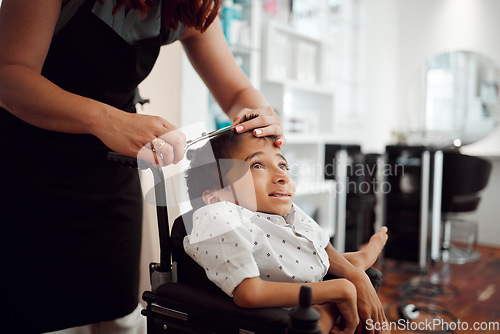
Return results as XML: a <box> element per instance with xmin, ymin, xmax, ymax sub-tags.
<box><xmin>185</xmin><ymin>125</ymin><xmax>233</xmax><ymax>148</ymax></box>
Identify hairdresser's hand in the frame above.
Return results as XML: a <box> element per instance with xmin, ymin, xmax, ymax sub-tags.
<box><xmin>232</xmin><ymin>106</ymin><xmax>285</xmax><ymax>147</ymax></box>
<box><xmin>94</xmin><ymin>108</ymin><xmax>186</xmax><ymax>167</ymax></box>
<box><xmin>349</xmin><ymin>272</ymin><xmax>389</xmax><ymax>334</ymax></box>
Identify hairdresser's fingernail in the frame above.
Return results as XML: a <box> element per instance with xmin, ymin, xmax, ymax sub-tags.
<box><xmin>276</xmin><ymin>140</ymin><xmax>283</xmax><ymax>147</ymax></box>
<box><xmin>254</xmin><ymin>129</ymin><xmax>262</xmax><ymax>136</ymax></box>
<box><xmin>235</xmin><ymin>125</ymin><xmax>244</xmax><ymax>133</ymax></box>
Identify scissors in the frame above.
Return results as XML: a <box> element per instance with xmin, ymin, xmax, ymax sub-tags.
<box><xmin>185</xmin><ymin>125</ymin><xmax>233</xmax><ymax>149</ymax></box>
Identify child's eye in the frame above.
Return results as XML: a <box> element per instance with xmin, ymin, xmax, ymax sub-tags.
<box><xmin>279</xmin><ymin>163</ymin><xmax>289</xmax><ymax>171</ymax></box>
<box><xmin>251</xmin><ymin>162</ymin><xmax>263</xmax><ymax>169</ymax></box>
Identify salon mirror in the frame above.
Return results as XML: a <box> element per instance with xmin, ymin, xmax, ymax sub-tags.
<box><xmin>405</xmin><ymin>50</ymin><xmax>500</xmax><ymax>147</ymax></box>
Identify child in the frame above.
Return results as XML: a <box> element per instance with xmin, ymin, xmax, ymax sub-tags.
<box><xmin>183</xmin><ymin>116</ymin><xmax>389</xmax><ymax>334</ymax></box>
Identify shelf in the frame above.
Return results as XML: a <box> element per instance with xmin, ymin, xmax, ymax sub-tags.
<box><xmin>268</xmin><ymin>20</ymin><xmax>327</xmax><ymax>45</ymax></box>
<box><xmin>263</xmin><ymin>17</ymin><xmax>333</xmax><ymax>89</ymax></box>
<box><xmin>229</xmin><ymin>44</ymin><xmax>260</xmax><ymax>55</ymax></box>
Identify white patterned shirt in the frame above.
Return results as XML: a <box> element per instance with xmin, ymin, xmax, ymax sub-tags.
<box><xmin>183</xmin><ymin>202</ymin><xmax>330</xmax><ymax>296</ymax></box>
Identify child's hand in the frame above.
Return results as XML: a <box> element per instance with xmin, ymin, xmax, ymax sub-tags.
<box><xmin>350</xmin><ymin>273</ymin><xmax>389</xmax><ymax>334</ymax></box>
<box><xmin>329</xmin><ymin>279</ymin><xmax>359</xmax><ymax>334</ymax></box>
<box><xmin>232</xmin><ymin>106</ymin><xmax>285</xmax><ymax>147</ymax></box>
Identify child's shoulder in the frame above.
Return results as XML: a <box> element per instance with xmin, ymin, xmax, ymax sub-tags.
<box><xmin>193</xmin><ymin>201</ymin><xmax>253</xmax><ymax>219</ymax></box>
<box><xmin>189</xmin><ymin>202</ymin><xmax>254</xmax><ymax>242</ymax></box>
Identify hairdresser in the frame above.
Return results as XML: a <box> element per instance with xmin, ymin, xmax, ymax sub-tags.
<box><xmin>0</xmin><ymin>0</ymin><xmax>283</xmax><ymax>332</ymax></box>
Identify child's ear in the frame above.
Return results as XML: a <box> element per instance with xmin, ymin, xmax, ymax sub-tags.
<box><xmin>202</xmin><ymin>189</ymin><xmax>221</xmax><ymax>205</ymax></box>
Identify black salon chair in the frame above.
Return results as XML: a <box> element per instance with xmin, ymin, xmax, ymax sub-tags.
<box><xmin>440</xmin><ymin>151</ymin><xmax>492</xmax><ymax>264</ymax></box>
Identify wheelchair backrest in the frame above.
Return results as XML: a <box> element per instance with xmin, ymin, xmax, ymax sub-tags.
<box><xmin>171</xmin><ymin>210</ymin><xmax>228</xmax><ymax>296</ymax></box>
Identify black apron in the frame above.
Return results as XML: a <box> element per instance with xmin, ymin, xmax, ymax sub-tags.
<box><xmin>0</xmin><ymin>0</ymin><xmax>170</xmax><ymax>331</ymax></box>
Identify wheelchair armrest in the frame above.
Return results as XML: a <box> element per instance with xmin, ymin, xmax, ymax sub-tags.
<box><xmin>365</xmin><ymin>267</ymin><xmax>383</xmax><ymax>291</ymax></box>
<box><xmin>154</xmin><ymin>282</ymin><xmax>290</xmax><ymax>333</ymax></box>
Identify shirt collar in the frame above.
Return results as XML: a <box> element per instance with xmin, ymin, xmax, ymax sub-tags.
<box><xmin>253</xmin><ymin>204</ymin><xmax>297</xmax><ymax>227</ymax></box>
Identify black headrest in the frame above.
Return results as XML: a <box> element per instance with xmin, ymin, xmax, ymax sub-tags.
<box><xmin>441</xmin><ymin>152</ymin><xmax>492</xmax><ymax>212</ymax></box>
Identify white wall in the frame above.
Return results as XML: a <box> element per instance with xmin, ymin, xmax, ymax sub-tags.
<box><xmin>395</xmin><ymin>0</ymin><xmax>500</xmax><ymax>150</ymax></box>
<box><xmin>366</xmin><ymin>0</ymin><xmax>500</xmax><ymax>246</ymax></box>
<box><xmin>361</xmin><ymin>0</ymin><xmax>400</xmax><ymax>153</ymax></box>
<box><xmin>364</xmin><ymin>0</ymin><xmax>500</xmax><ymax>152</ymax></box>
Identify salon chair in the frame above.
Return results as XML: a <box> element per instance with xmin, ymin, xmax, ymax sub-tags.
<box><xmin>440</xmin><ymin>151</ymin><xmax>492</xmax><ymax>264</ymax></box>
<box><xmin>324</xmin><ymin>144</ymin><xmax>377</xmax><ymax>252</ymax></box>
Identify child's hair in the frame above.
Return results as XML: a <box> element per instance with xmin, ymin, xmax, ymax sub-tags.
<box><xmin>185</xmin><ymin>114</ymin><xmax>278</xmax><ymax>209</ymax></box>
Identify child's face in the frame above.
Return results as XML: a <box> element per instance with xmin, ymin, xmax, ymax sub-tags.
<box><xmin>227</xmin><ymin>133</ymin><xmax>296</xmax><ymax>216</ymax></box>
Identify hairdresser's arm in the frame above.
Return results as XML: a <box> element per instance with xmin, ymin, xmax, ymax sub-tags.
<box><xmin>180</xmin><ymin>18</ymin><xmax>285</xmax><ymax>146</ymax></box>
<box><xmin>233</xmin><ymin>276</ymin><xmax>359</xmax><ymax>334</ymax></box>
<box><xmin>326</xmin><ymin>244</ymin><xmax>389</xmax><ymax>334</ymax></box>
<box><xmin>0</xmin><ymin>0</ymin><xmax>185</xmax><ymax>165</ymax></box>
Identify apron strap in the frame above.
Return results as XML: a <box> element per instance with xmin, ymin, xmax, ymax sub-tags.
<box><xmin>54</xmin><ymin>0</ymin><xmax>99</xmax><ymax>36</ymax></box>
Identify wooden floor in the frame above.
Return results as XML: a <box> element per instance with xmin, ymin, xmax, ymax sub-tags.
<box><xmin>376</xmin><ymin>244</ymin><xmax>500</xmax><ymax>334</ymax></box>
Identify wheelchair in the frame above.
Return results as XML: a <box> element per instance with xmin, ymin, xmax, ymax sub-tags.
<box><xmin>108</xmin><ymin>152</ymin><xmax>383</xmax><ymax>334</ymax></box>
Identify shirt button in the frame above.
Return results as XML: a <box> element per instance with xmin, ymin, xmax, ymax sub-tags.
<box><xmin>272</xmin><ymin>218</ymin><xmax>280</xmax><ymax>224</ymax></box>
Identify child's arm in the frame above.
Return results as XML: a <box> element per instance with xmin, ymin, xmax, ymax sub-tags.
<box><xmin>325</xmin><ymin>244</ymin><xmax>389</xmax><ymax>334</ymax></box>
<box><xmin>232</xmin><ymin>276</ymin><xmax>359</xmax><ymax>334</ymax></box>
